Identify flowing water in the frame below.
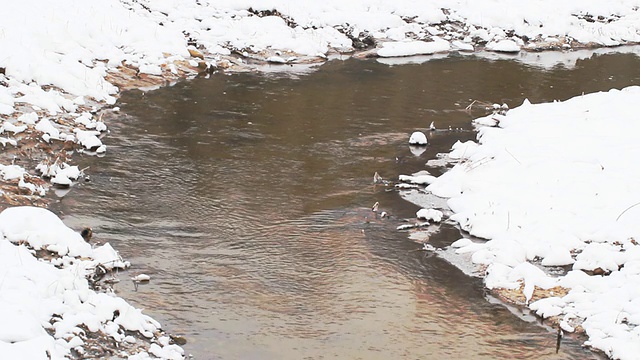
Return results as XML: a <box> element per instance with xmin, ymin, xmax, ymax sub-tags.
<box><xmin>55</xmin><ymin>49</ymin><xmax>640</xmax><ymax>359</ymax></box>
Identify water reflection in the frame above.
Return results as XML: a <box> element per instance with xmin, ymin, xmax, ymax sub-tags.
<box><xmin>53</xmin><ymin>52</ymin><xmax>640</xmax><ymax>359</ymax></box>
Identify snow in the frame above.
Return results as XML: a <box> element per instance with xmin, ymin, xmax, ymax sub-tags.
<box><xmin>93</xmin><ymin>243</ymin><xmax>131</xmax><ymax>270</ymax></box>
<box><xmin>2</xmin><ymin>121</ymin><xmax>27</xmax><ymax>134</ymax></box>
<box><xmin>74</xmin><ymin>129</ymin><xmax>104</xmax><ymax>150</ymax></box>
<box><xmin>377</xmin><ymin>39</ymin><xmax>450</xmax><ymax>57</ymax></box>
<box><xmin>451</xmin><ymin>41</ymin><xmax>474</xmax><ymax>52</ymax></box>
<box><xmin>1</xmin><ymin>0</ymin><xmax>640</xmax><ymax>358</ymax></box>
<box><xmin>416</xmin><ymin>208</ymin><xmax>443</xmax><ymax>222</ymax></box>
<box><xmin>398</xmin><ymin>172</ymin><xmax>437</xmax><ymax>186</ymax></box>
<box><xmin>36</xmin><ymin>162</ymin><xmax>80</xmax><ymax>180</ymax></box>
<box><xmin>0</xmin><ymin>164</ymin><xmax>26</xmax><ymax>181</ymax></box>
<box><xmin>19</xmin><ymin>177</ymin><xmax>46</xmax><ymax>196</ymax></box>
<box><xmin>402</xmin><ymin>86</ymin><xmax>640</xmax><ymax>358</ymax></box>
<box><xmin>35</xmin><ymin>118</ymin><xmax>61</xmax><ymax>141</ymax></box>
<box><xmin>0</xmin><ymin>207</ymin><xmax>183</xmax><ymax>359</ymax></box>
<box><xmin>486</xmin><ymin>39</ymin><xmax>521</xmax><ymax>53</ymax></box>
<box><xmin>51</xmin><ymin>173</ymin><xmax>73</xmax><ymax>187</ymax></box>
<box><xmin>132</xmin><ymin>274</ymin><xmax>152</xmax><ymax>282</ymax></box>
<box><xmin>2</xmin><ymin>0</ymin><xmax>639</xmax><ymax>116</ymax></box>
<box><xmin>408</xmin><ymin>131</ymin><xmax>428</xmax><ymax>145</ymax></box>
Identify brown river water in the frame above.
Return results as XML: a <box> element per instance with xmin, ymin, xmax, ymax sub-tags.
<box><xmin>55</xmin><ymin>49</ymin><xmax>640</xmax><ymax>359</ymax></box>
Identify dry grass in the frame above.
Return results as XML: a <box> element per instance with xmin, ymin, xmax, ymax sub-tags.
<box><xmin>493</xmin><ymin>282</ymin><xmax>570</xmax><ymax>305</ymax></box>
<box><xmin>492</xmin><ymin>283</ymin><xmax>587</xmax><ymax>334</ymax></box>
<box><xmin>105</xmin><ymin>59</ymin><xmax>207</xmax><ymax>92</ymax></box>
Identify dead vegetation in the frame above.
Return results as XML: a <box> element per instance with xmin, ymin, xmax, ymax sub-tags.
<box><xmin>492</xmin><ymin>283</ymin><xmax>586</xmax><ymax>334</ymax></box>
<box><xmin>494</xmin><ymin>283</ymin><xmax>570</xmax><ymax>305</ymax></box>
<box><xmin>104</xmin><ymin>60</ymin><xmax>200</xmax><ymax>92</ymax></box>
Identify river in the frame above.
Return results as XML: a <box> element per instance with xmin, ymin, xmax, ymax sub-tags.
<box><xmin>55</xmin><ymin>49</ymin><xmax>640</xmax><ymax>359</ymax></box>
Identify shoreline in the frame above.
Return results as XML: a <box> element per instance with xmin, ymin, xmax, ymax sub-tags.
<box><xmin>3</xmin><ymin>2</ymin><xmax>640</xmax><ymax>358</ymax></box>
<box><xmin>399</xmin><ymin>84</ymin><xmax>640</xmax><ymax>359</ymax></box>
<box><xmin>4</xmin><ymin>45</ymin><xmax>635</xmax><ymax>360</ymax></box>
<box><xmin>2</xmin><ymin>46</ymin><xmax>634</xmax><ymax>360</ymax></box>
<box><xmin>78</xmin><ymin>45</ymin><xmax>635</xmax><ymax>359</ymax></box>
<box><xmin>3</xmin><ymin>8</ymin><xmax>640</xmax><ymax>207</ymax></box>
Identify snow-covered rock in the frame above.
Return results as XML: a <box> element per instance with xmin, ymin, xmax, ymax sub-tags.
<box><xmin>486</xmin><ymin>39</ymin><xmax>520</xmax><ymax>53</ymax></box>
<box><xmin>417</xmin><ymin>208</ymin><xmax>444</xmax><ymax>222</ymax></box>
<box><xmin>409</xmin><ymin>131</ymin><xmax>428</xmax><ymax>145</ymax></box>
<box><xmin>378</xmin><ymin>39</ymin><xmax>450</xmax><ymax>57</ymax></box>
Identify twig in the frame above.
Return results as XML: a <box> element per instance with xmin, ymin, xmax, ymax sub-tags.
<box><xmin>464</xmin><ymin>99</ymin><xmax>494</xmax><ymax>112</ymax></box>
<box><xmin>465</xmin><ymin>100</ymin><xmax>477</xmax><ymax>111</ymax></box>
<box><xmin>616</xmin><ymin>201</ymin><xmax>640</xmax><ymax>221</ymax></box>
<box><xmin>504</xmin><ymin>148</ymin><xmax>521</xmax><ymax>165</ymax></box>
<box><xmin>466</xmin><ymin>156</ymin><xmax>494</xmax><ymax>171</ymax></box>
<box><xmin>556</xmin><ymin>328</ymin><xmax>562</xmax><ymax>353</ymax></box>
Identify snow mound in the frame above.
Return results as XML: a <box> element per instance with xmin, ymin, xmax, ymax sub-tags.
<box><xmin>378</xmin><ymin>39</ymin><xmax>450</xmax><ymax>57</ymax></box>
<box><xmin>409</xmin><ymin>131</ymin><xmax>428</xmax><ymax>145</ymax></box>
<box><xmin>404</xmin><ymin>86</ymin><xmax>640</xmax><ymax>359</ymax></box>
<box><xmin>417</xmin><ymin>208</ymin><xmax>444</xmax><ymax>222</ymax></box>
<box><xmin>0</xmin><ymin>206</ymin><xmax>91</xmax><ymax>257</ymax></box>
<box><xmin>486</xmin><ymin>39</ymin><xmax>520</xmax><ymax>53</ymax></box>
<box><xmin>0</xmin><ymin>206</ymin><xmax>181</xmax><ymax>359</ymax></box>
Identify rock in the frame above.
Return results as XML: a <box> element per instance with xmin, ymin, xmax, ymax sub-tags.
<box><xmin>132</xmin><ymin>274</ymin><xmax>151</xmax><ymax>282</ymax></box>
<box><xmin>416</xmin><ymin>208</ymin><xmax>443</xmax><ymax>222</ymax></box>
<box><xmin>170</xmin><ymin>335</ymin><xmax>187</xmax><ymax>346</ymax></box>
<box><xmin>51</xmin><ymin>173</ymin><xmax>72</xmax><ymax>188</ymax></box>
<box><xmin>486</xmin><ymin>39</ymin><xmax>520</xmax><ymax>53</ymax></box>
<box><xmin>188</xmin><ymin>48</ymin><xmax>205</xmax><ymax>60</ymax></box>
<box><xmin>81</xmin><ymin>227</ymin><xmax>93</xmax><ymax>242</ymax></box>
<box><xmin>409</xmin><ymin>131</ymin><xmax>428</xmax><ymax>145</ymax></box>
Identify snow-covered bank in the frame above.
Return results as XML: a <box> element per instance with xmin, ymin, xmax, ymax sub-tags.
<box><xmin>401</xmin><ymin>86</ymin><xmax>640</xmax><ymax>359</ymax></box>
<box><xmin>1</xmin><ymin>1</ymin><xmax>640</xmax><ymax>359</ymax></box>
<box><xmin>0</xmin><ymin>206</ymin><xmax>183</xmax><ymax>359</ymax></box>
<box><xmin>123</xmin><ymin>0</ymin><xmax>640</xmax><ymax>57</ymax></box>
<box><xmin>2</xmin><ymin>0</ymin><xmax>640</xmax><ymax>202</ymax></box>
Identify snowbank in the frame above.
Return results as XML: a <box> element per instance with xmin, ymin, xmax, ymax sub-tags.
<box><xmin>125</xmin><ymin>0</ymin><xmax>640</xmax><ymax>57</ymax></box>
<box><xmin>1</xmin><ymin>1</ymin><xmax>640</xmax><ymax>359</ymax></box>
<box><xmin>3</xmin><ymin>0</ymin><xmax>640</xmax><ymax>108</ymax></box>
<box><xmin>403</xmin><ymin>86</ymin><xmax>640</xmax><ymax>359</ymax></box>
<box><xmin>1</xmin><ymin>0</ymin><xmax>640</xmax><ymax>200</ymax></box>
<box><xmin>0</xmin><ymin>206</ymin><xmax>182</xmax><ymax>359</ymax></box>
<box><xmin>1</xmin><ymin>0</ymin><xmax>187</xmax><ymax>101</ymax></box>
